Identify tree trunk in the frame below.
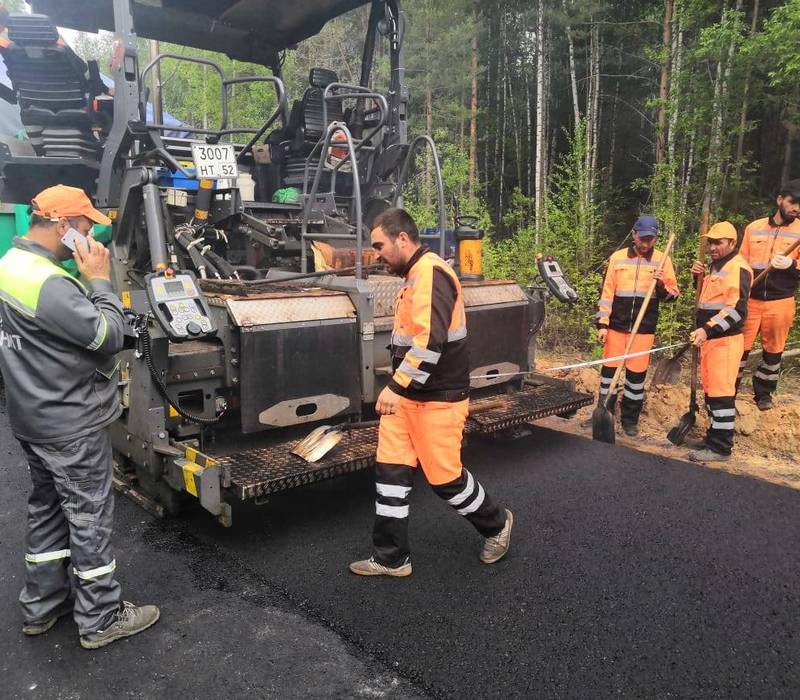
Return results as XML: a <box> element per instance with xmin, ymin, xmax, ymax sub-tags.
<box><xmin>656</xmin><ymin>0</ymin><xmax>674</xmax><ymax>165</ymax></box>
<box><xmin>506</xmin><ymin>49</ymin><xmax>524</xmax><ymax>194</ymax></box>
<box><xmin>469</xmin><ymin>2</ymin><xmax>479</xmax><ymax>206</ymax></box>
<box><xmin>534</xmin><ymin>0</ymin><xmax>546</xmax><ymax>241</ymax></box>
<box><xmin>424</xmin><ymin>11</ymin><xmax>433</xmax><ymax>209</ymax></box>
<box><xmin>498</xmin><ymin>14</ymin><xmax>506</xmax><ymax>220</ymax></box>
<box><xmin>563</xmin><ymin>0</ymin><xmax>580</xmax><ymax>125</ymax></box>
<box><xmin>607</xmin><ymin>81</ymin><xmax>620</xmax><ymax>189</ymax></box>
<box><xmin>667</xmin><ymin>9</ymin><xmax>683</xmax><ymax>170</ymax></box>
<box><xmin>782</xmin><ymin>121</ymin><xmax>794</xmax><ymax>187</ymax></box>
<box><xmin>734</xmin><ymin>0</ymin><xmax>760</xmax><ymax>178</ymax></box>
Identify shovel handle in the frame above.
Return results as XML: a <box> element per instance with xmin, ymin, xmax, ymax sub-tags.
<box><xmin>604</xmin><ymin>230</ymin><xmax>678</xmax><ymax>406</ymax></box>
<box><xmin>751</xmin><ymin>238</ymin><xmax>800</xmax><ymax>287</ymax></box>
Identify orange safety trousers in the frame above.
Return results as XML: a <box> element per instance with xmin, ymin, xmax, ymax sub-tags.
<box><xmin>700</xmin><ymin>334</ymin><xmax>742</xmax><ymax>456</ymax></box>
<box><xmin>601</xmin><ymin>329</ymin><xmax>655</xmax><ymax>373</ymax></box>
<box><xmin>599</xmin><ymin>330</ymin><xmax>655</xmax><ymax>427</ymax></box>
<box><xmin>743</xmin><ymin>297</ymin><xmax>796</xmax><ymax>354</ymax></box>
<box><xmin>741</xmin><ymin>297</ymin><xmax>795</xmax><ymax>401</ymax></box>
<box><xmin>377</xmin><ymin>398</ymin><xmax>469</xmax><ymax>484</ymax></box>
<box><xmin>372</xmin><ymin>397</ymin><xmax>505</xmax><ymax>567</ymax></box>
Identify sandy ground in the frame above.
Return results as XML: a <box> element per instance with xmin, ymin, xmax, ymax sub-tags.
<box><xmin>535</xmin><ymin>350</ymin><xmax>800</xmax><ymax>490</ymax></box>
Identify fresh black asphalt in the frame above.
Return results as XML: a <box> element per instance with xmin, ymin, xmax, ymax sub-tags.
<box><xmin>2</xmin><ymin>400</ymin><xmax>800</xmax><ymax>698</ymax></box>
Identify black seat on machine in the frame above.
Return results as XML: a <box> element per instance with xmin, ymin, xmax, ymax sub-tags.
<box><xmin>279</xmin><ymin>68</ymin><xmax>345</xmax><ymax>190</ymax></box>
<box><xmin>0</xmin><ymin>14</ymin><xmax>106</xmax><ymax>160</ymax></box>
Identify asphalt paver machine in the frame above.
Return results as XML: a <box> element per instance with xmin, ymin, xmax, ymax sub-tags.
<box><xmin>0</xmin><ymin>0</ymin><xmax>591</xmax><ymax>525</ymax></box>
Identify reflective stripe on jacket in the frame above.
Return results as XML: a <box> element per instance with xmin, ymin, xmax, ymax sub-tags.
<box><xmin>388</xmin><ymin>246</ymin><xmax>469</xmax><ymax>402</ymax></box>
<box><xmin>597</xmin><ymin>245</ymin><xmax>679</xmax><ymax>334</ymax></box>
<box><xmin>739</xmin><ymin>216</ymin><xmax>800</xmax><ymax>300</ymax></box>
<box><xmin>696</xmin><ymin>251</ymin><xmax>753</xmax><ymax>339</ymax></box>
<box><xmin>0</xmin><ymin>238</ymin><xmax>125</xmax><ymax>443</ymax></box>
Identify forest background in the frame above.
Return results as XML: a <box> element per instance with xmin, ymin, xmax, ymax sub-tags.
<box><xmin>12</xmin><ymin>0</ymin><xmax>800</xmax><ymax>351</ymax></box>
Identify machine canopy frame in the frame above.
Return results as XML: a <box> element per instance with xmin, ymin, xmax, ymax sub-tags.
<box><xmin>31</xmin><ymin>0</ymin><xmax>371</xmax><ymax>68</ymax></box>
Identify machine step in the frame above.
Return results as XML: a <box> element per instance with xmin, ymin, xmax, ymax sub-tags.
<box><xmin>217</xmin><ymin>385</ymin><xmax>592</xmax><ymax>501</ymax></box>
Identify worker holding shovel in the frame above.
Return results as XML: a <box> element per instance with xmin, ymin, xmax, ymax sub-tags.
<box><xmin>738</xmin><ymin>180</ymin><xmax>800</xmax><ymax>411</ymax></box>
<box><xmin>595</xmin><ymin>215</ymin><xmax>680</xmax><ymax>436</ymax></box>
<box><xmin>685</xmin><ymin>222</ymin><xmax>753</xmax><ymax>463</ymax></box>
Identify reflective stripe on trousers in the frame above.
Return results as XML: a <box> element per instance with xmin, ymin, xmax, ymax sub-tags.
<box><xmin>19</xmin><ymin>429</ymin><xmax>121</xmax><ymax>635</ymax></box>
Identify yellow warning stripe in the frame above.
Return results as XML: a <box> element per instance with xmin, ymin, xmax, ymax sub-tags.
<box><xmin>182</xmin><ymin>461</ymin><xmax>202</xmax><ymax>496</ymax></box>
<box><xmin>183</xmin><ymin>446</ymin><xmax>218</xmax><ymax>469</ymax></box>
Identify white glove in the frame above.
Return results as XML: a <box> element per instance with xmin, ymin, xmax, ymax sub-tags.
<box><xmin>770</xmin><ymin>254</ymin><xmax>794</xmax><ymax>270</ymax></box>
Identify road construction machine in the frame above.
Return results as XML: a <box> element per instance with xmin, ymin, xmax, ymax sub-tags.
<box><xmin>0</xmin><ymin>0</ymin><xmax>590</xmax><ymax>525</ymax></box>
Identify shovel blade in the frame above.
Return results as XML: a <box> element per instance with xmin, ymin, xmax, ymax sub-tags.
<box><xmin>302</xmin><ymin>430</ymin><xmax>344</xmax><ymax>463</ymax></box>
<box><xmin>651</xmin><ymin>344</ymin><xmax>690</xmax><ymax>386</ymax></box>
<box><xmin>651</xmin><ymin>357</ymin><xmax>683</xmax><ymax>385</ymax></box>
<box><xmin>291</xmin><ymin>424</ymin><xmax>332</xmax><ymax>460</ymax></box>
<box><xmin>666</xmin><ymin>410</ymin><xmax>696</xmax><ymax>446</ymax></box>
<box><xmin>591</xmin><ymin>403</ymin><xmax>616</xmax><ymax>444</ymax></box>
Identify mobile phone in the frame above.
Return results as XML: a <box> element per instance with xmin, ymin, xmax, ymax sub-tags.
<box><xmin>61</xmin><ymin>227</ymin><xmax>86</xmax><ymax>253</ymax></box>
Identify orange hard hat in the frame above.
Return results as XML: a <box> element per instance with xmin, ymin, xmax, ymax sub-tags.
<box><xmin>31</xmin><ymin>184</ymin><xmax>112</xmax><ymax>225</ymax></box>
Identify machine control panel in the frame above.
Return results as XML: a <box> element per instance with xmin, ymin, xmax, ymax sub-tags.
<box><xmin>536</xmin><ymin>254</ymin><xmax>578</xmax><ymax>303</ymax></box>
<box><xmin>145</xmin><ymin>271</ymin><xmax>216</xmax><ymax>341</ymax></box>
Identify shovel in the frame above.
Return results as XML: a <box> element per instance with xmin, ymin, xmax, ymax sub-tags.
<box><xmin>650</xmin><ymin>236</ymin><xmax>709</xmax><ymax>385</ymax></box>
<box><xmin>649</xmin><ymin>341</ymin><xmax>690</xmax><ymax>385</ymax></box>
<box><xmin>667</xmin><ymin>346</ymin><xmax>700</xmax><ymax>445</ymax></box>
<box><xmin>592</xmin><ymin>231</ymin><xmax>677</xmax><ymax>444</ymax></box>
<box><xmin>292</xmin><ymin>399</ymin><xmax>506</xmax><ymax>463</ymax></box>
<box><xmin>666</xmin><ymin>235</ymin><xmax>708</xmax><ymax>445</ymax></box>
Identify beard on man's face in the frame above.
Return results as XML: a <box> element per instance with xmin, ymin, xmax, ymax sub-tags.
<box><xmin>779</xmin><ymin>203</ymin><xmax>798</xmax><ymax>223</ymax></box>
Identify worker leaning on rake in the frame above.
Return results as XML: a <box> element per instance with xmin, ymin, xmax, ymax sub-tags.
<box><xmin>595</xmin><ymin>215</ymin><xmax>680</xmax><ymax>436</ymax></box>
<box><xmin>685</xmin><ymin>222</ymin><xmax>753</xmax><ymax>463</ymax></box>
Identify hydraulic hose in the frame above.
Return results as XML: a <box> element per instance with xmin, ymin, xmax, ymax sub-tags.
<box><xmin>133</xmin><ymin>315</ymin><xmax>224</xmax><ymax>425</ymax></box>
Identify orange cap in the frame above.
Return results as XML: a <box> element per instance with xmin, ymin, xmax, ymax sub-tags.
<box><xmin>31</xmin><ymin>184</ymin><xmax>112</xmax><ymax>226</ymax></box>
<box><xmin>702</xmin><ymin>221</ymin><xmax>737</xmax><ymax>241</ymax></box>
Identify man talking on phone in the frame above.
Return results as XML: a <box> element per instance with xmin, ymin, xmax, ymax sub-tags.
<box><xmin>0</xmin><ymin>185</ymin><xmax>159</xmax><ymax>649</ymax></box>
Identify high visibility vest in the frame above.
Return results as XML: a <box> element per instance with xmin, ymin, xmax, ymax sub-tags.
<box><xmin>697</xmin><ymin>252</ymin><xmax>752</xmax><ymax>339</ymax></box>
<box><xmin>739</xmin><ymin>217</ymin><xmax>800</xmax><ymax>301</ymax></box>
<box><xmin>597</xmin><ymin>245</ymin><xmax>679</xmax><ymax>334</ymax></box>
<box><xmin>388</xmin><ymin>248</ymin><xmax>469</xmax><ymax>401</ymax></box>
<box><xmin>0</xmin><ymin>247</ymin><xmax>80</xmax><ymax>318</ymax></box>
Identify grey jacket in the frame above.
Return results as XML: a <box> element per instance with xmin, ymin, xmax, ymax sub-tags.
<box><xmin>0</xmin><ymin>237</ymin><xmax>125</xmax><ymax>443</ymax></box>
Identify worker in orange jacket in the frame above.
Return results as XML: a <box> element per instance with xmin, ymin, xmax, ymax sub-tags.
<box><xmin>687</xmin><ymin>222</ymin><xmax>753</xmax><ymax>463</ymax></box>
<box><xmin>738</xmin><ymin>180</ymin><xmax>800</xmax><ymax>410</ymax></box>
<box><xmin>596</xmin><ymin>215</ymin><xmax>680</xmax><ymax>436</ymax></box>
<box><xmin>349</xmin><ymin>208</ymin><xmax>512</xmax><ymax>578</ymax></box>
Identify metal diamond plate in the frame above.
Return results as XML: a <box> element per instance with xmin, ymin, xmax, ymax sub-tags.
<box><xmin>220</xmin><ymin>426</ymin><xmax>379</xmax><ymax>499</ymax></box>
<box><xmin>462</xmin><ymin>283</ymin><xmax>528</xmax><ymax>307</ymax></box>
<box><xmin>367</xmin><ymin>275</ymin><xmax>403</xmax><ymax>318</ymax></box>
<box><xmin>224</xmin><ymin>294</ymin><xmax>356</xmax><ymax>327</ymax></box>
<box><xmin>218</xmin><ymin>385</ymin><xmax>593</xmax><ymax>501</ymax></box>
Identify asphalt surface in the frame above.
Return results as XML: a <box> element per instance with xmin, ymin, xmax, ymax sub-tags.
<box><xmin>2</xmin><ymin>404</ymin><xmax>800</xmax><ymax>698</ymax></box>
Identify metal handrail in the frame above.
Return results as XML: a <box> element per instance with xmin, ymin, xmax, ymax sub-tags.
<box><xmin>391</xmin><ymin>135</ymin><xmax>447</xmax><ymax>257</ymax></box>
<box><xmin>322</xmin><ymin>83</ymin><xmax>389</xmax><ymax>140</ymax></box>
<box><xmin>140</xmin><ymin>53</ymin><xmax>228</xmax><ymax>134</ymax></box>
<box><xmin>300</xmin><ymin>122</ymin><xmax>363</xmax><ymax>278</ymax></box>
<box><xmin>220</xmin><ymin>76</ymin><xmax>289</xmax><ymax>160</ymax></box>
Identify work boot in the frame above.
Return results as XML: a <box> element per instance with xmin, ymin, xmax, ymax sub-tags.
<box><xmin>349</xmin><ymin>557</ymin><xmax>412</xmax><ymax>577</ymax></box>
<box><xmin>79</xmin><ymin>601</ymin><xmax>160</xmax><ymax>650</ymax></box>
<box><xmin>22</xmin><ymin>599</ymin><xmax>73</xmax><ymax>636</ymax></box>
<box><xmin>622</xmin><ymin>423</ymin><xmax>639</xmax><ymax>437</ymax></box>
<box><xmin>682</xmin><ymin>436</ymin><xmax>706</xmax><ymax>450</ymax></box>
<box><xmin>688</xmin><ymin>448</ymin><xmax>730</xmax><ymax>463</ymax></box>
<box><xmin>480</xmin><ymin>509</ymin><xmax>514</xmax><ymax>564</ymax></box>
<box><xmin>756</xmin><ymin>396</ymin><xmax>774</xmax><ymax>411</ymax></box>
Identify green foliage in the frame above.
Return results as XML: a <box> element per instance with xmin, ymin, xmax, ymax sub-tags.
<box><xmin>486</xmin><ymin>124</ymin><xmax>605</xmax><ymax>348</ymax></box>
